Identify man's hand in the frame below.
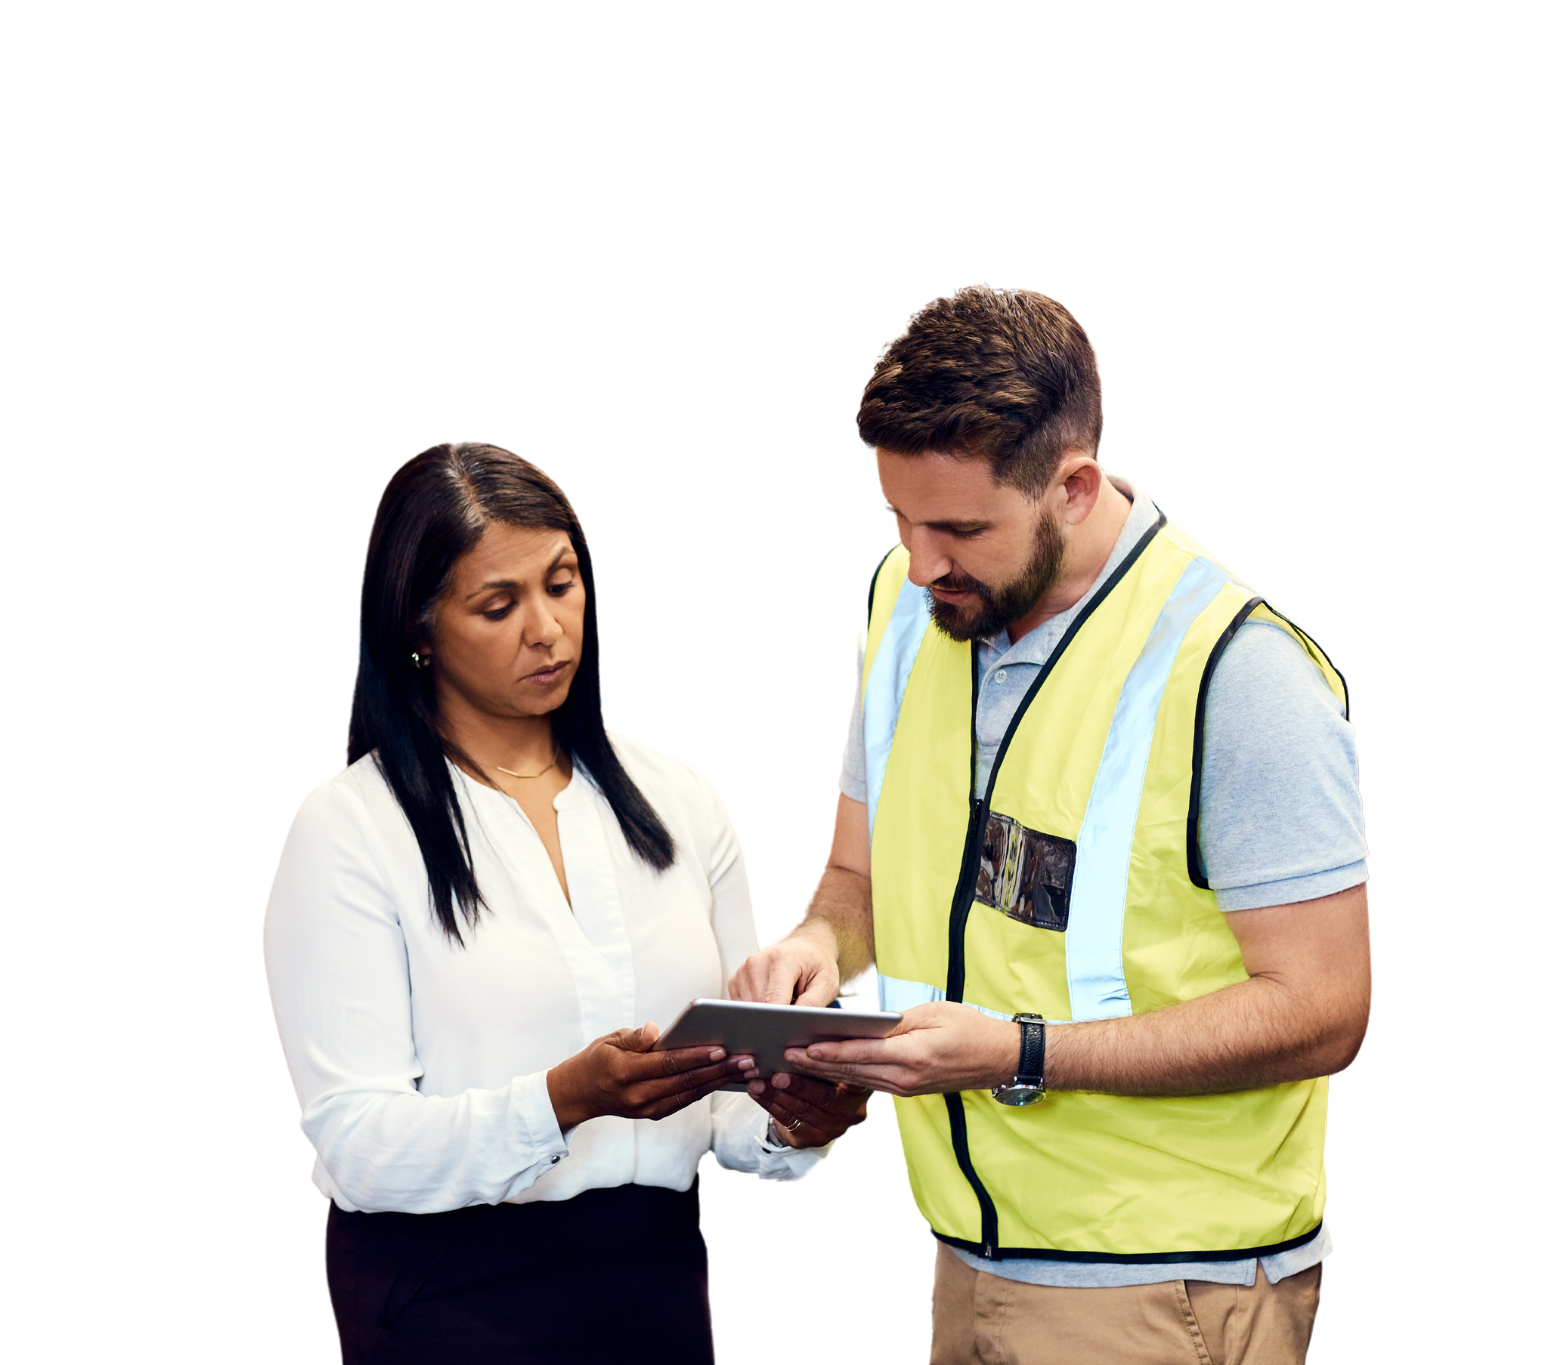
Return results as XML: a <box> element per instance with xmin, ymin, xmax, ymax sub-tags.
<box><xmin>782</xmin><ymin>1002</ymin><xmax>1020</xmax><ymax>1097</ymax></box>
<box><xmin>728</xmin><ymin>921</ymin><xmax>841</xmax><ymax>1007</ymax></box>
<box><xmin>747</xmin><ymin>1071</ymin><xmax>870</xmax><ymax>1147</ymax></box>
<box><xmin>729</xmin><ymin>794</ymin><xmax>875</xmax><ymax>1006</ymax></box>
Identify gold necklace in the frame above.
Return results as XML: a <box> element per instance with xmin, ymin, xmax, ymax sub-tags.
<box><xmin>492</xmin><ymin>749</ymin><xmax>560</xmax><ymax>780</ymax></box>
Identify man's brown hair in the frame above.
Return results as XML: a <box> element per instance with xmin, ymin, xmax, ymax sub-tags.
<box><xmin>857</xmin><ymin>286</ymin><xmax>1103</xmax><ymax>494</ymax></box>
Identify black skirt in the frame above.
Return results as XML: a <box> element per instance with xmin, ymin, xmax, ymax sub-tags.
<box><xmin>326</xmin><ymin>1181</ymin><xmax>714</xmax><ymax>1365</ymax></box>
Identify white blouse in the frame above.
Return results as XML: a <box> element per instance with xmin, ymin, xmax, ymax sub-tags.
<box><xmin>264</xmin><ymin>736</ymin><xmax>819</xmax><ymax>1214</ymax></box>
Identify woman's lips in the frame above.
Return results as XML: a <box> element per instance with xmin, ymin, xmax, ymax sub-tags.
<box><xmin>522</xmin><ymin>661</ymin><xmax>570</xmax><ymax>685</ymax></box>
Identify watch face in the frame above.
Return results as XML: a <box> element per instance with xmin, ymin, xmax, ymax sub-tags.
<box><xmin>993</xmin><ymin>1084</ymin><xmax>1043</xmax><ymax>1107</ymax></box>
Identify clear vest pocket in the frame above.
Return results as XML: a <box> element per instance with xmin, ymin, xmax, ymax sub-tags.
<box><xmin>974</xmin><ymin>812</ymin><xmax>1077</xmax><ymax>931</ymax></box>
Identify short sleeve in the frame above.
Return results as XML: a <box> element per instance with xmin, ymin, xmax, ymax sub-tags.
<box><xmin>1197</xmin><ymin>621</ymin><xmax>1369</xmax><ymax>911</ymax></box>
<box><xmin>841</xmin><ymin>637</ymin><xmax>868</xmax><ymax>803</ymax></box>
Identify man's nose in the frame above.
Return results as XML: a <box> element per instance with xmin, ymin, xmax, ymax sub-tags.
<box><xmin>903</xmin><ymin>527</ymin><xmax>952</xmax><ymax>588</ymax></box>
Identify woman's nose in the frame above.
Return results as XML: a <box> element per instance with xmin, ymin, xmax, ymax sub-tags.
<box><xmin>524</xmin><ymin>602</ymin><xmax>563</xmax><ymax>648</ymax></box>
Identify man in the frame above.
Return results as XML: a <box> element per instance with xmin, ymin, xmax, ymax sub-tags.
<box><xmin>731</xmin><ymin>287</ymin><xmax>1369</xmax><ymax>1364</ymax></box>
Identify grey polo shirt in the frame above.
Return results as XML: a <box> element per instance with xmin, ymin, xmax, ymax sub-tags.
<box><xmin>840</xmin><ymin>484</ymin><xmax>1367</xmax><ymax>1287</ymax></box>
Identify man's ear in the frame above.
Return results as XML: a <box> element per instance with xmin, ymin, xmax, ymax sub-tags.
<box><xmin>1052</xmin><ymin>454</ymin><xmax>1105</xmax><ymax>525</ymax></box>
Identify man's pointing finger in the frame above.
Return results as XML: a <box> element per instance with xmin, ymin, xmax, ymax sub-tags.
<box><xmin>763</xmin><ymin>966</ymin><xmax>799</xmax><ymax>1005</ymax></box>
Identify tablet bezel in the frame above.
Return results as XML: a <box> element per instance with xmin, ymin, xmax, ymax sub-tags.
<box><xmin>653</xmin><ymin>998</ymin><xmax>902</xmax><ymax>1090</ymax></box>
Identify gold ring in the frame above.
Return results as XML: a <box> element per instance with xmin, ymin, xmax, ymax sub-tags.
<box><xmin>786</xmin><ymin>1114</ymin><xmax>803</xmax><ymax>1130</ymax></box>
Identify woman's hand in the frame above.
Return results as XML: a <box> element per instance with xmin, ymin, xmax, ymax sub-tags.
<box><xmin>547</xmin><ymin>1023</ymin><xmax>756</xmax><ymax>1132</ymax></box>
<box><xmin>747</xmin><ymin>1071</ymin><xmax>870</xmax><ymax>1149</ymax></box>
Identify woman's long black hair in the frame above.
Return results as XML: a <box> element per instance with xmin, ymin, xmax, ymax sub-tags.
<box><xmin>348</xmin><ymin>442</ymin><xmax>675</xmax><ymax>943</ymax></box>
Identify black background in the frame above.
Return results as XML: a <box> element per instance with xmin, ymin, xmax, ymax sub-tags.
<box><xmin>222</xmin><ymin>272</ymin><xmax>1401</xmax><ymax>1357</ymax></box>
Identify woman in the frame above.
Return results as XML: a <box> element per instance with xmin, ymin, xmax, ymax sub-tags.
<box><xmin>264</xmin><ymin>443</ymin><xmax>867</xmax><ymax>1364</ymax></box>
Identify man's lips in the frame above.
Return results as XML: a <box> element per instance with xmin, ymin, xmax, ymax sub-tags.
<box><xmin>931</xmin><ymin>582</ymin><xmax>978</xmax><ymax>603</ymax></box>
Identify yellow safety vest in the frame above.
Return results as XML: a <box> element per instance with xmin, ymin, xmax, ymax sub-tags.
<box><xmin>864</xmin><ymin>512</ymin><xmax>1347</xmax><ymax>1263</ymax></box>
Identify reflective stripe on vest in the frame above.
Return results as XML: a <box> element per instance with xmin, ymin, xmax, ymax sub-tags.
<box><xmin>863</xmin><ymin>567</ymin><xmax>932</xmax><ymax>839</ymax></box>
<box><xmin>877</xmin><ymin>972</ymin><xmax>1011</xmax><ymax>1021</ymax></box>
<box><xmin>1066</xmin><ymin>555</ymin><xmax>1227</xmax><ymax>1020</ymax></box>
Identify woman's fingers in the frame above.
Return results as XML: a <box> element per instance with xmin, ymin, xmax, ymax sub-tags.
<box><xmin>633</xmin><ymin>1057</ymin><xmax>759</xmax><ymax>1120</ymax></box>
<box><xmin>617</xmin><ymin>1049</ymin><xmax>754</xmax><ymax>1109</ymax></box>
<box><xmin>748</xmin><ymin>1072</ymin><xmax>870</xmax><ymax>1146</ymax></box>
<box><xmin>756</xmin><ymin>1096</ymin><xmax>835</xmax><ymax>1148</ymax></box>
<box><xmin>562</xmin><ymin>1033</ymin><xmax>756</xmax><ymax>1127</ymax></box>
<box><xmin>773</xmin><ymin>1072</ymin><xmax>871</xmax><ymax>1120</ymax></box>
<box><xmin>645</xmin><ymin>1057</ymin><xmax>749</xmax><ymax>1097</ymax></box>
<box><xmin>649</xmin><ymin>1045</ymin><xmax>756</xmax><ymax>1087</ymax></box>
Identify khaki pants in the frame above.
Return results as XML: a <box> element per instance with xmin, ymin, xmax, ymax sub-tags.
<box><xmin>929</xmin><ymin>1241</ymin><xmax>1321</xmax><ymax>1365</ymax></box>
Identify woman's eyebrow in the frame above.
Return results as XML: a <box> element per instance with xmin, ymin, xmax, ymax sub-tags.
<box><xmin>462</xmin><ymin>550</ymin><xmax>575</xmax><ymax>600</ymax></box>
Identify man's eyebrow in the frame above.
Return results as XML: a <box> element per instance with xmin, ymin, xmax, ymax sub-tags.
<box><xmin>883</xmin><ymin>503</ymin><xmax>990</xmax><ymax>533</ymax></box>
<box><xmin>462</xmin><ymin>548</ymin><xmax>575</xmax><ymax>600</ymax></box>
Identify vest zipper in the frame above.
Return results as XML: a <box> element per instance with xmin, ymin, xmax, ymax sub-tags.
<box><xmin>936</xmin><ymin>511</ymin><xmax>1168</xmax><ymax>1262</ymax></box>
<box><xmin>940</xmin><ymin>645</ymin><xmax>1002</xmax><ymax>1256</ymax></box>
<box><xmin>946</xmin><ymin>509</ymin><xmax>1166</xmax><ymax>1006</ymax></box>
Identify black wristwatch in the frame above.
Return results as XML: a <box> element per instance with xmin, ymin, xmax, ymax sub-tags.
<box><xmin>992</xmin><ymin>1013</ymin><xmax>1046</xmax><ymax>1106</ymax></box>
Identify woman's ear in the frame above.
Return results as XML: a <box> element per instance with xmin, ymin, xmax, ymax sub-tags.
<box><xmin>408</xmin><ymin>606</ymin><xmax>436</xmax><ymax>652</ymax></box>
<box><xmin>408</xmin><ymin>618</ymin><xmax>436</xmax><ymax>668</ymax></box>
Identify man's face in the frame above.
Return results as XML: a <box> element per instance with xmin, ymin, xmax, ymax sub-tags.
<box><xmin>877</xmin><ymin>449</ymin><xmax>1064</xmax><ymax>642</ymax></box>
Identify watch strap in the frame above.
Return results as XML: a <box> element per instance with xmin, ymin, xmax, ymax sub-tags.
<box><xmin>1014</xmin><ymin>1013</ymin><xmax>1046</xmax><ymax>1088</ymax></box>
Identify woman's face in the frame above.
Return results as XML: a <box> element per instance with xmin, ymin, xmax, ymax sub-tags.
<box><xmin>423</xmin><ymin>522</ymin><xmax>587</xmax><ymax>723</ymax></box>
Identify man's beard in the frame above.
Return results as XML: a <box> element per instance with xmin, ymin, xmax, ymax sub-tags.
<box><xmin>927</xmin><ymin>509</ymin><xmax>1065</xmax><ymax>643</ymax></box>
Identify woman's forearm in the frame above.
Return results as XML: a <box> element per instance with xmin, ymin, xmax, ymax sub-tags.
<box><xmin>546</xmin><ymin>1057</ymin><xmax>593</xmax><ymax>1132</ymax></box>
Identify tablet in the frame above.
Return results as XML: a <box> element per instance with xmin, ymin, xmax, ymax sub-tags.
<box><xmin>654</xmin><ymin>998</ymin><xmax>903</xmax><ymax>1090</ymax></box>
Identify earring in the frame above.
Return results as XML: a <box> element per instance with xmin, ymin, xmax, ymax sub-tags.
<box><xmin>411</xmin><ymin>651</ymin><xmax>432</xmax><ymax>669</ymax></box>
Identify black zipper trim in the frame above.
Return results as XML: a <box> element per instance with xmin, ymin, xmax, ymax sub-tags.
<box><xmin>1260</xmin><ymin>602</ymin><xmax>1350</xmax><ymax>720</ymax></box>
<box><xmin>939</xmin><ymin>509</ymin><xmax>1166</xmax><ymax>1258</ymax></box>
<box><xmin>866</xmin><ymin>546</ymin><xmax>895</xmax><ymax>627</ymax></box>
<box><xmin>1186</xmin><ymin>595</ymin><xmax>1263</xmax><ymax>890</ymax></box>
<box><xmin>941</xmin><ymin>643</ymin><xmax>1000</xmax><ymax>1256</ymax></box>
<box><xmin>933</xmin><ymin>1220</ymin><xmax>1322</xmax><ymax>1265</ymax></box>
<box><xmin>1186</xmin><ymin>596</ymin><xmax>1348</xmax><ymax>888</ymax></box>
<box><xmin>944</xmin><ymin>510</ymin><xmax>1165</xmax><ymax>1002</ymax></box>
<box><xmin>943</xmin><ymin>1092</ymin><xmax>1002</xmax><ymax>1259</ymax></box>
<box><xmin>967</xmin><ymin>641</ymin><xmax>982</xmax><ymax>799</ymax></box>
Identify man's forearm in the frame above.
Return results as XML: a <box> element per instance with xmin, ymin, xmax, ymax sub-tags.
<box><xmin>1046</xmin><ymin>966</ymin><xmax>1368</xmax><ymax>1096</ymax></box>
<box><xmin>798</xmin><ymin>865</ymin><xmax>874</xmax><ymax>986</ymax></box>
<box><xmin>787</xmin><ymin>887</ymin><xmax>1371</xmax><ymax>1098</ymax></box>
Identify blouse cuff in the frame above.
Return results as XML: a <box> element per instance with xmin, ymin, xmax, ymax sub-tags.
<box><xmin>711</xmin><ymin>1095</ymin><xmax>827</xmax><ymax>1180</ymax></box>
<box><xmin>755</xmin><ymin>1116</ymin><xmax>831</xmax><ymax>1181</ymax></box>
<box><xmin>512</xmin><ymin>1070</ymin><xmax>572</xmax><ymax>1175</ymax></box>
